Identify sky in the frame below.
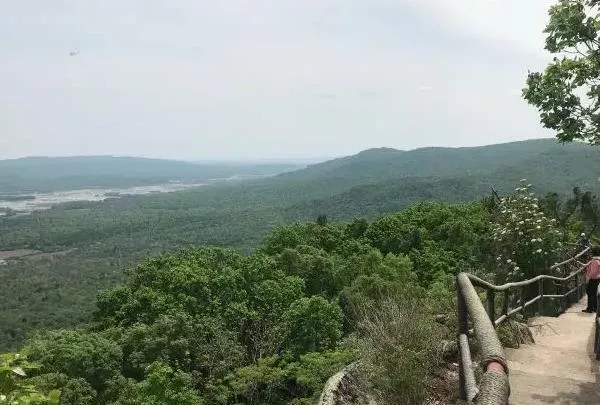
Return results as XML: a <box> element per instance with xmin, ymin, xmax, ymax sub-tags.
<box><xmin>0</xmin><ymin>0</ymin><xmax>558</xmax><ymax>160</ymax></box>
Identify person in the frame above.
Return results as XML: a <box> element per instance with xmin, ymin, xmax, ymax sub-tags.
<box><xmin>577</xmin><ymin>233</ymin><xmax>591</xmax><ymax>261</ymax></box>
<box><xmin>582</xmin><ymin>246</ymin><xmax>600</xmax><ymax>313</ymax></box>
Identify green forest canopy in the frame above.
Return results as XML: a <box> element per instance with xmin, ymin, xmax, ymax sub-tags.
<box><xmin>1</xmin><ymin>138</ymin><xmax>600</xmax><ymax>355</ymax></box>
<box><xmin>3</xmin><ymin>200</ymin><xmax>492</xmax><ymax>404</ymax></box>
<box><xmin>3</xmin><ymin>186</ymin><xmax>591</xmax><ymax>404</ymax></box>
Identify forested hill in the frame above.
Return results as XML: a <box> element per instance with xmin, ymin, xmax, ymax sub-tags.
<box><xmin>266</xmin><ymin>138</ymin><xmax>600</xmax><ymax>197</ymax></box>
<box><xmin>2</xmin><ymin>138</ymin><xmax>599</xmax><ymax>354</ymax></box>
<box><xmin>0</xmin><ymin>156</ymin><xmax>304</xmax><ymax>194</ymax></box>
<box><xmin>180</xmin><ymin>138</ymin><xmax>600</xmax><ymax>221</ymax></box>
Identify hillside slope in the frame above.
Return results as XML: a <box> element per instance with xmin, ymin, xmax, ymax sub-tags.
<box><xmin>169</xmin><ymin>138</ymin><xmax>599</xmax><ymax>216</ymax></box>
<box><xmin>266</xmin><ymin>138</ymin><xmax>599</xmax><ymax>196</ymax></box>
<box><xmin>1</xmin><ymin>138</ymin><xmax>599</xmax><ymax>352</ymax></box>
<box><xmin>0</xmin><ymin>156</ymin><xmax>304</xmax><ymax>194</ymax></box>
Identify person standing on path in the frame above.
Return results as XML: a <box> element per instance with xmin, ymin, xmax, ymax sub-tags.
<box><xmin>583</xmin><ymin>246</ymin><xmax>600</xmax><ymax>313</ymax></box>
<box><xmin>577</xmin><ymin>233</ymin><xmax>591</xmax><ymax>260</ymax></box>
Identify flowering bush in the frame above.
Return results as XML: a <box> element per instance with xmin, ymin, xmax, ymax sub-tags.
<box><xmin>492</xmin><ymin>180</ymin><xmax>561</xmax><ymax>282</ymax></box>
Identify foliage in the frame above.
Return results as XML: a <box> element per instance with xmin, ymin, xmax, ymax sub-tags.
<box><xmin>277</xmin><ymin>296</ymin><xmax>343</xmax><ymax>357</ymax></box>
<box><xmin>364</xmin><ymin>201</ymin><xmax>492</xmax><ymax>285</ymax></box>
<box><xmin>24</xmin><ymin>330</ymin><xmax>122</xmax><ymax>396</ymax></box>
<box><xmin>523</xmin><ymin>0</ymin><xmax>600</xmax><ymax>145</ymax></box>
<box><xmin>0</xmin><ymin>198</ymin><xmax>495</xmax><ymax>403</ymax></box>
<box><xmin>112</xmin><ymin>363</ymin><xmax>204</xmax><ymax>405</ymax></box>
<box><xmin>2</xmin><ymin>139</ymin><xmax>600</xmax><ymax>351</ymax></box>
<box><xmin>0</xmin><ymin>353</ymin><xmax>60</xmax><ymax>405</ymax></box>
<box><xmin>541</xmin><ymin>186</ymin><xmax>600</xmax><ymax>239</ymax></box>
<box><xmin>356</xmin><ymin>293</ymin><xmax>446</xmax><ymax>405</ymax></box>
<box><xmin>2</xmin><ymin>146</ymin><xmax>592</xmax><ymax>404</ymax></box>
<box><xmin>213</xmin><ymin>350</ymin><xmax>356</xmax><ymax>405</ymax></box>
<box><xmin>491</xmin><ymin>180</ymin><xmax>562</xmax><ymax>281</ymax></box>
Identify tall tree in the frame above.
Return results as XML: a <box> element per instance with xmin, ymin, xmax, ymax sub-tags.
<box><xmin>523</xmin><ymin>0</ymin><xmax>600</xmax><ymax>145</ymax></box>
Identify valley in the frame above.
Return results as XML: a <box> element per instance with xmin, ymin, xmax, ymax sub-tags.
<box><xmin>1</xmin><ymin>138</ymin><xmax>600</xmax><ymax>404</ymax></box>
<box><xmin>1</xmin><ymin>138</ymin><xmax>599</xmax><ymax>353</ymax></box>
<box><xmin>0</xmin><ymin>182</ymin><xmax>206</xmax><ymax>215</ymax></box>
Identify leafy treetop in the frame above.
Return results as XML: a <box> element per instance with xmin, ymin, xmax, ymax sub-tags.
<box><xmin>524</xmin><ymin>0</ymin><xmax>600</xmax><ymax>145</ymax></box>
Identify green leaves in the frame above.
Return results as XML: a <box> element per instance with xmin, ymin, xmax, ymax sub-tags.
<box><xmin>13</xmin><ymin>200</ymin><xmax>492</xmax><ymax>404</ymax></box>
<box><xmin>491</xmin><ymin>180</ymin><xmax>562</xmax><ymax>281</ymax></box>
<box><xmin>544</xmin><ymin>1</ymin><xmax>598</xmax><ymax>53</ymax></box>
<box><xmin>115</xmin><ymin>362</ymin><xmax>204</xmax><ymax>405</ymax></box>
<box><xmin>524</xmin><ymin>0</ymin><xmax>600</xmax><ymax>144</ymax></box>
<box><xmin>277</xmin><ymin>297</ymin><xmax>343</xmax><ymax>357</ymax></box>
<box><xmin>24</xmin><ymin>330</ymin><xmax>123</xmax><ymax>393</ymax></box>
<box><xmin>0</xmin><ymin>353</ymin><xmax>59</xmax><ymax>405</ymax></box>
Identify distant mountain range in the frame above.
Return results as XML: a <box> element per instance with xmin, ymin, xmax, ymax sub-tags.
<box><xmin>4</xmin><ymin>138</ymin><xmax>599</xmax><ymax>354</ymax></box>
<box><xmin>188</xmin><ymin>138</ymin><xmax>600</xmax><ymax>221</ymax></box>
<box><xmin>2</xmin><ymin>139</ymin><xmax>599</xmax><ymax>213</ymax></box>
<box><xmin>270</xmin><ymin>138</ymin><xmax>600</xmax><ymax>196</ymax></box>
<box><xmin>0</xmin><ymin>156</ymin><xmax>305</xmax><ymax>194</ymax></box>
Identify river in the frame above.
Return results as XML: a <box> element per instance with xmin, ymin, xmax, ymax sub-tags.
<box><xmin>0</xmin><ymin>182</ymin><xmax>207</xmax><ymax>215</ymax></box>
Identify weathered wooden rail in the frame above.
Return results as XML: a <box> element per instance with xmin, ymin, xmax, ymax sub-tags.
<box><xmin>457</xmin><ymin>247</ymin><xmax>591</xmax><ymax>404</ymax></box>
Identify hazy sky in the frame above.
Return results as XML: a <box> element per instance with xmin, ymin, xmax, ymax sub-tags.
<box><xmin>1</xmin><ymin>0</ymin><xmax>558</xmax><ymax>160</ymax></box>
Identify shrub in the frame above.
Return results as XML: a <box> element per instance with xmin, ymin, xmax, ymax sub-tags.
<box><xmin>492</xmin><ymin>180</ymin><xmax>562</xmax><ymax>282</ymax></box>
<box><xmin>356</xmin><ymin>294</ymin><xmax>444</xmax><ymax>405</ymax></box>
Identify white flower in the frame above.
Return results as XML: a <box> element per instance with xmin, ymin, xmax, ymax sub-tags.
<box><xmin>519</xmin><ymin>221</ymin><xmax>525</xmax><ymax>225</ymax></box>
<box><xmin>536</xmin><ymin>249</ymin><xmax>542</xmax><ymax>253</ymax></box>
<box><xmin>507</xmin><ymin>259</ymin><xmax>512</xmax><ymax>263</ymax></box>
<box><xmin>536</xmin><ymin>225</ymin><xmax>541</xmax><ymax>229</ymax></box>
<box><xmin>496</xmin><ymin>256</ymin><xmax>502</xmax><ymax>261</ymax></box>
<box><xmin>514</xmin><ymin>266</ymin><xmax>520</xmax><ymax>271</ymax></box>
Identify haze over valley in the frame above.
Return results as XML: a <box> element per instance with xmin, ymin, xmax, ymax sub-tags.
<box><xmin>4</xmin><ymin>1</ymin><xmax>600</xmax><ymax>404</ymax></box>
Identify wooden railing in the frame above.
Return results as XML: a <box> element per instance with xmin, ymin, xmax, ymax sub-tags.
<box><xmin>457</xmin><ymin>247</ymin><xmax>591</xmax><ymax>404</ymax></box>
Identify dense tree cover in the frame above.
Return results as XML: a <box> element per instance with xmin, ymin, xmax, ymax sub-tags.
<box><xmin>541</xmin><ymin>186</ymin><xmax>600</xmax><ymax>238</ymax></box>
<box><xmin>524</xmin><ymin>0</ymin><xmax>600</xmax><ymax>145</ymax></box>
<box><xmin>2</xmin><ymin>139</ymin><xmax>599</xmax><ymax>352</ymax></box>
<box><xmin>1</xmin><ymin>200</ymin><xmax>494</xmax><ymax>404</ymax></box>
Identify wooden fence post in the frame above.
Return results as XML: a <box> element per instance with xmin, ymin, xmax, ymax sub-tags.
<box><xmin>487</xmin><ymin>289</ymin><xmax>495</xmax><ymax>325</ymax></box>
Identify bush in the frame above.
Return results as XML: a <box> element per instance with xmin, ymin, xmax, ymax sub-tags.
<box><xmin>0</xmin><ymin>353</ymin><xmax>60</xmax><ymax>405</ymax></box>
<box><xmin>492</xmin><ymin>180</ymin><xmax>562</xmax><ymax>282</ymax></box>
<box><xmin>356</xmin><ymin>294</ymin><xmax>444</xmax><ymax>405</ymax></box>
